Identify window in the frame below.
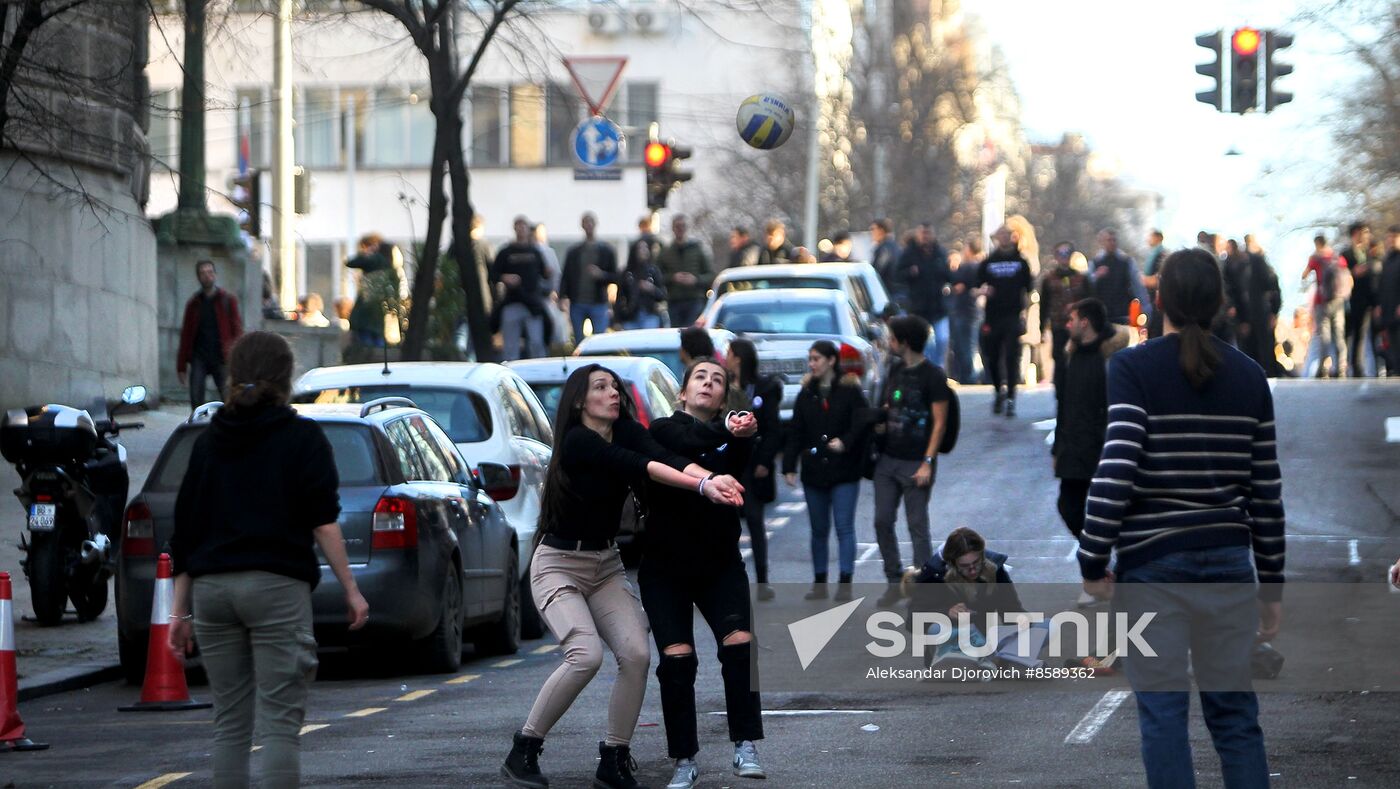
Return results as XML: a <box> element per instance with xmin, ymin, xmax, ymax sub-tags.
<box><xmin>714</xmin><ymin>301</ymin><xmax>840</xmax><ymax>335</ymax></box>
<box><xmin>546</xmin><ymin>82</ymin><xmax>584</xmax><ymax>166</ymax></box>
<box><xmin>513</xmin><ymin>379</ymin><xmax>553</xmax><ymax>445</ymax></box>
<box><xmin>408</xmin><ymin>417</ymin><xmax>454</xmax><ymax>482</ymax></box>
<box><xmin>385</xmin><ymin>419</ymin><xmax>429</xmax><ymax>481</ymax></box>
<box><xmin>719</xmin><ymin>276</ymin><xmax>841</xmax><ymax>295</ymax></box>
<box><xmin>470</xmin><ymin>85</ymin><xmax>504</xmax><ymax>166</ymax></box>
<box><xmin>148</xmin><ymin>88</ymin><xmax>180</xmax><ymax>172</ymax></box>
<box><xmin>622</xmin><ymin>82</ymin><xmax>658</xmax><ymax>163</ymax></box>
<box><xmin>305</xmin><ymin>244</ymin><xmax>337</xmax><ymax>305</ymax></box>
<box><xmin>647</xmin><ymin>370</ymin><xmax>676</xmax><ymax>420</ymax></box>
<box><xmin>527</xmin><ymin>383</ymin><xmax>563</xmax><ymax>425</ymax></box>
<box><xmin>366</xmin><ymin>86</ymin><xmax>432</xmax><ymax>167</ymax></box>
<box><xmin>495</xmin><ymin>382</ymin><xmax>527</xmax><ymax>439</ymax></box>
<box><xmin>235</xmin><ymin>88</ymin><xmax>269</xmax><ymax>169</ymax></box>
<box><xmin>293</xmin><ymin>386</ymin><xmax>492</xmax><ymax>444</ymax></box>
<box><xmin>148</xmin><ymin>423</ymin><xmax>383</xmax><ymax>491</ymax></box>
<box><xmin>298</xmin><ymin>87</ymin><xmax>339</xmax><ymax>168</ymax></box>
<box><xmin>509</xmin><ymin>84</ymin><xmax>545</xmax><ymax>167</ymax></box>
<box><xmin>420</xmin><ymin>418</ymin><xmax>468</xmax><ymax>484</ymax></box>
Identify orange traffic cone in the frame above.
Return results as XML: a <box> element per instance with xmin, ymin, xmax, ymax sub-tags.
<box><xmin>1</xmin><ymin>571</ymin><xmax>49</xmax><ymax>751</ymax></box>
<box><xmin>119</xmin><ymin>554</ymin><xmax>211</xmax><ymax>712</ymax></box>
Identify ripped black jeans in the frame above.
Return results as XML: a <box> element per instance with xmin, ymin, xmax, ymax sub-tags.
<box><xmin>639</xmin><ymin>555</ymin><xmax>764</xmax><ymax>759</ymax></box>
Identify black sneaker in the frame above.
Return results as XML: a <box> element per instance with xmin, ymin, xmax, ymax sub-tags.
<box><xmin>1005</xmin><ymin>398</ymin><xmax>1016</xmax><ymax>418</ymax></box>
<box><xmin>595</xmin><ymin>741</ymin><xmax>648</xmax><ymax>789</ymax></box>
<box><xmin>993</xmin><ymin>390</ymin><xmax>1005</xmax><ymax>414</ymax></box>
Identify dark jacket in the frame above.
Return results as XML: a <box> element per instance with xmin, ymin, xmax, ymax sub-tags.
<box><xmin>490</xmin><ymin>242</ymin><xmax>548</xmax><ymax>313</ymax></box>
<box><xmin>176</xmin><ymin>288</ymin><xmax>243</xmax><ymax>374</ymax></box>
<box><xmin>1091</xmin><ymin>250</ymin><xmax>1140</xmax><ymax>323</ymax></box>
<box><xmin>1040</xmin><ymin>265</ymin><xmax>1091</xmax><ymax>332</ymax></box>
<box><xmin>657</xmin><ymin>239</ymin><xmax>714</xmax><ymax>303</ymax></box>
<box><xmin>758</xmin><ymin>240</ymin><xmax>796</xmax><ymax>266</ymax></box>
<box><xmin>347</xmin><ymin>249</ymin><xmax>400</xmax><ymax>336</ymax></box>
<box><xmin>561</xmin><ymin>240</ymin><xmax>619</xmax><ymax>304</ymax></box>
<box><xmin>783</xmin><ymin>373</ymin><xmax>869</xmax><ymax>488</ymax></box>
<box><xmin>171</xmin><ymin>405</ymin><xmax>340</xmax><ymax>587</ymax></box>
<box><xmin>644</xmin><ymin>411</ymin><xmax>752</xmax><ymax>562</ymax></box>
<box><xmin>1381</xmin><ymin>250</ymin><xmax>1400</xmax><ymax>328</ymax></box>
<box><xmin>729</xmin><ymin>239</ymin><xmax>761</xmax><ymax>269</ymax></box>
<box><xmin>1053</xmin><ymin>325</ymin><xmax>1131</xmax><ymax>480</ymax></box>
<box><xmin>896</xmin><ymin>240</ymin><xmax>951</xmax><ymax>321</ymax></box>
<box><xmin>908</xmin><ymin>549</ymin><xmax>1023</xmax><ymax>620</ymax></box>
<box><xmin>617</xmin><ymin>235</ymin><xmax>667</xmax><ymax>321</ymax></box>
<box><xmin>1342</xmin><ymin>245</ymin><xmax>1376</xmax><ymax>310</ymax></box>
<box><xmin>735</xmin><ymin>374</ymin><xmax>783</xmax><ymax>504</ymax></box>
<box><xmin>873</xmin><ymin>238</ymin><xmax>903</xmax><ymax>300</ymax></box>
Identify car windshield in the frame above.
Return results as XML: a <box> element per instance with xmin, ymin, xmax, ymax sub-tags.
<box><xmin>714</xmin><ymin>301</ymin><xmax>840</xmax><ymax>335</ymax></box>
<box><xmin>149</xmin><ymin>423</ymin><xmax>383</xmax><ymax>491</ymax></box>
<box><xmin>578</xmin><ymin>349</ymin><xmax>684</xmax><ymax>381</ymax></box>
<box><xmin>719</xmin><ymin>276</ymin><xmax>839</xmax><ymax>294</ymax></box>
<box><xmin>292</xmin><ymin>386</ymin><xmax>492</xmax><ymax>443</ymax></box>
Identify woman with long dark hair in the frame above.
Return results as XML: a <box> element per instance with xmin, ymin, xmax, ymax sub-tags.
<box><xmin>169</xmin><ymin>331</ymin><xmax>369</xmax><ymax>788</ymax></box>
<box><xmin>502</xmin><ymin>364</ymin><xmax>744</xmax><ymax>789</ymax></box>
<box><xmin>783</xmin><ymin>339</ymin><xmax>869</xmax><ymax>601</ymax></box>
<box><xmin>641</xmin><ymin>359</ymin><xmax>766</xmax><ymax>789</ymax></box>
<box><xmin>724</xmin><ymin>338</ymin><xmax>783</xmax><ymax>600</ymax></box>
<box><xmin>1078</xmin><ymin>248</ymin><xmax>1285</xmax><ymax>787</ymax></box>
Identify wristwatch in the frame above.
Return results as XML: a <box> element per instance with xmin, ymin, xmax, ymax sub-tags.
<box><xmin>923</xmin><ymin>455</ymin><xmax>934</xmax><ymax>465</ymax></box>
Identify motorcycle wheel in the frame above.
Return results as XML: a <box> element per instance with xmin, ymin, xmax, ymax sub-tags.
<box><xmin>70</xmin><ymin>564</ymin><xmax>109</xmax><ymax>622</ymax></box>
<box><xmin>27</xmin><ymin>532</ymin><xmax>69</xmax><ymax>626</ymax></box>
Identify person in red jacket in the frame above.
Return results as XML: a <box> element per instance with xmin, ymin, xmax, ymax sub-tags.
<box><xmin>177</xmin><ymin>260</ymin><xmax>244</xmax><ymax>409</ymax></box>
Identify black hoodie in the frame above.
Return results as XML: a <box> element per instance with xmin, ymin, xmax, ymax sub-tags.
<box><xmin>172</xmin><ymin>405</ymin><xmax>340</xmax><ymax>586</ymax></box>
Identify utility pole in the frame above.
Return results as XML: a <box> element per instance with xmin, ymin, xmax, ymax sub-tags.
<box><xmin>802</xmin><ymin>0</ymin><xmax>820</xmax><ymax>246</ymax></box>
<box><xmin>272</xmin><ymin>0</ymin><xmax>296</xmax><ymax>312</ymax></box>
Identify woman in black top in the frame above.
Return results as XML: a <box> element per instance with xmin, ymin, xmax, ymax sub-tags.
<box><xmin>169</xmin><ymin>332</ymin><xmax>368</xmax><ymax>788</ymax></box>
<box><xmin>724</xmin><ymin>338</ymin><xmax>783</xmax><ymax>600</ymax></box>
<box><xmin>502</xmin><ymin>364</ymin><xmax>743</xmax><ymax>789</ymax></box>
<box><xmin>642</xmin><ymin>360</ymin><xmax>767</xmax><ymax>788</ymax></box>
<box><xmin>783</xmin><ymin>340</ymin><xmax>869</xmax><ymax>601</ymax></box>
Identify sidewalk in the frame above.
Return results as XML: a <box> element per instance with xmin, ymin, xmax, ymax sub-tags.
<box><xmin>2</xmin><ymin>403</ymin><xmax>188</xmax><ymax>699</ymax></box>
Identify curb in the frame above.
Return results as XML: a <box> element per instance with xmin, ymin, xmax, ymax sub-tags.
<box><xmin>17</xmin><ymin>662</ymin><xmax>123</xmax><ymax>702</ymax></box>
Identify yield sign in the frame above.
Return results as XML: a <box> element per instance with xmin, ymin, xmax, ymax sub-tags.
<box><xmin>563</xmin><ymin>55</ymin><xmax>628</xmax><ymax>116</ymax></box>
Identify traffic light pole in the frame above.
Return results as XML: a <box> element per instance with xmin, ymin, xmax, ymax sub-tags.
<box><xmin>272</xmin><ymin>0</ymin><xmax>297</xmax><ymax>312</ymax></box>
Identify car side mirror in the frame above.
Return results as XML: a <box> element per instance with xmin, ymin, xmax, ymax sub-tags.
<box><xmin>476</xmin><ymin>462</ymin><xmax>521</xmax><ymax>502</ymax></box>
<box><xmin>121</xmin><ymin>385</ymin><xmax>148</xmax><ymax>407</ymax></box>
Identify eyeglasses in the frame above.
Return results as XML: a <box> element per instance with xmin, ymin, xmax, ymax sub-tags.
<box><xmin>955</xmin><ymin>557</ymin><xmax>985</xmax><ymax>574</ymax></box>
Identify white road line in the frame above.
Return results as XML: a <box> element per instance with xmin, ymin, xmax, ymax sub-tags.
<box><xmin>1065</xmin><ymin>690</ymin><xmax>1131</xmax><ymax>745</ymax></box>
<box><xmin>708</xmin><ymin>709</ymin><xmax>874</xmax><ymax>717</ymax></box>
<box><xmin>134</xmin><ymin>773</ymin><xmax>192</xmax><ymax>789</ymax></box>
<box><xmin>777</xmin><ymin>502</ymin><xmax>806</xmax><ymax>513</ymax></box>
<box><xmin>1065</xmin><ymin>543</ymin><xmax>1079</xmax><ymax>561</ymax></box>
<box><xmin>1349</xmin><ymin>539</ymin><xmax>1361</xmax><ymax>566</ymax></box>
<box><xmin>299</xmin><ymin>724</ymin><xmax>329</xmax><ymax>735</ymax></box>
<box><xmin>1386</xmin><ymin>417</ymin><xmax>1400</xmax><ymax>443</ymax></box>
<box><xmin>856</xmin><ymin>543</ymin><xmax>881</xmax><ymax>564</ymax></box>
<box><xmin>741</xmin><ymin>549</ymin><xmax>752</xmax><ymax>561</ymax></box>
<box><xmin>770</xmin><ymin>516</ymin><xmax>790</xmax><ymax>527</ymax></box>
<box><xmin>1032</xmin><ymin>418</ymin><xmax>1057</xmax><ymax>431</ymax></box>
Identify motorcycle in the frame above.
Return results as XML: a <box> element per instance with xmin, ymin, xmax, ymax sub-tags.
<box><xmin>1</xmin><ymin>385</ymin><xmax>147</xmax><ymax>625</ymax></box>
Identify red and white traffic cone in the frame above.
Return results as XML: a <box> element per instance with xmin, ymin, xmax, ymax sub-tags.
<box><xmin>119</xmin><ymin>554</ymin><xmax>210</xmax><ymax>712</ymax></box>
<box><xmin>1</xmin><ymin>571</ymin><xmax>49</xmax><ymax>751</ymax></box>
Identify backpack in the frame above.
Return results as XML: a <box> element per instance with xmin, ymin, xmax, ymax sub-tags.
<box><xmin>1318</xmin><ymin>255</ymin><xmax>1353</xmax><ymax>302</ymax></box>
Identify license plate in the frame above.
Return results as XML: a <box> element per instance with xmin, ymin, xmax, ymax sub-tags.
<box><xmin>28</xmin><ymin>503</ymin><xmax>56</xmax><ymax>532</ymax></box>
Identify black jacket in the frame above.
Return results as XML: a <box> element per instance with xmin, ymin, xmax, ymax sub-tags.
<box><xmin>172</xmin><ymin>405</ymin><xmax>340</xmax><ymax>587</ymax></box>
<box><xmin>1092</xmin><ymin>250</ymin><xmax>1140</xmax><ymax>322</ymax></box>
<box><xmin>908</xmin><ymin>549</ymin><xmax>1023</xmax><ymax>620</ymax></box>
<box><xmin>561</xmin><ymin>241</ymin><xmax>619</xmax><ymax>304</ymax></box>
<box><xmin>644</xmin><ymin>412</ymin><xmax>752</xmax><ymax>562</ymax></box>
<box><xmin>1381</xmin><ymin>250</ymin><xmax>1400</xmax><ymax>329</ymax></box>
<box><xmin>896</xmin><ymin>240</ymin><xmax>951</xmax><ymax>321</ymax></box>
<box><xmin>783</xmin><ymin>373</ymin><xmax>869</xmax><ymax>488</ymax></box>
<box><xmin>1053</xmin><ymin>325</ymin><xmax>1130</xmax><ymax>480</ymax></box>
<box><xmin>735</xmin><ymin>374</ymin><xmax>783</xmax><ymax>504</ymax></box>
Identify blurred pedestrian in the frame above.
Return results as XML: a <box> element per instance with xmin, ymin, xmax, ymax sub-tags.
<box><xmin>640</xmin><ymin>361</ymin><xmax>766</xmax><ymax>788</ymax></box>
<box><xmin>176</xmin><ymin>260</ymin><xmax>243</xmax><ymax>409</ymax></box>
<box><xmin>1303</xmin><ymin>234</ymin><xmax>1349</xmax><ymax>378</ymax></box>
<box><xmin>870</xmin><ymin>218</ymin><xmax>903</xmax><ymax>301</ymax></box>
<box><xmin>657</xmin><ymin>215</ymin><xmax>714</xmax><ymax>328</ymax></box>
<box><xmin>1041</xmin><ymin>241</ymin><xmax>1091</xmax><ymax>388</ymax></box>
<box><xmin>820</xmin><ymin>231</ymin><xmax>854</xmax><ymax>262</ymax></box>
<box><xmin>1090</xmin><ymin>228</ymin><xmax>1148</xmax><ymax>326</ymax></box>
<box><xmin>492</xmin><ymin>217</ymin><xmax>549</xmax><ymax>361</ymax></box>
<box><xmin>978</xmin><ymin>226</ymin><xmax>1033</xmax><ymax>417</ymax></box>
<box><xmin>1143</xmin><ymin>230</ymin><xmax>1167</xmax><ymax>338</ymax></box>
<box><xmin>1342</xmin><ymin>222</ymin><xmax>1377</xmax><ymax>376</ymax></box>
<box><xmin>297</xmin><ymin>293</ymin><xmax>330</xmax><ymax>328</ymax></box>
<box><xmin>728</xmin><ymin>226</ymin><xmax>761</xmax><ymax>268</ymax></box>
<box><xmin>616</xmin><ymin>216</ymin><xmax>667</xmax><ymax>330</ymax></box>
<box><xmin>870</xmin><ymin>316</ymin><xmax>950</xmax><ymax>608</ymax></box>
<box><xmin>896</xmin><ymin>222</ymin><xmax>951</xmax><ymax>367</ymax></box>
<box><xmin>500</xmin><ymin>364</ymin><xmax>742</xmax><ymax>789</ymax></box>
<box><xmin>1078</xmin><ymin>248</ymin><xmax>1284</xmax><ymax>789</ymax></box>
<box><xmin>346</xmin><ymin>234</ymin><xmax>400</xmax><ymax>358</ymax></box>
<box><xmin>1237</xmin><ymin>235</ymin><xmax>1283</xmax><ymax>376</ymax></box>
<box><xmin>946</xmin><ymin>246</ymin><xmax>981</xmax><ymax>384</ymax></box>
<box><xmin>758</xmin><ymin>218</ymin><xmax>796</xmax><ymax>266</ymax></box>
<box><xmin>784</xmin><ymin>340</ymin><xmax>868</xmax><ymax>602</ymax></box>
<box><xmin>679</xmin><ymin>326</ymin><xmax>719</xmax><ymax>369</ymax></box>
<box><xmin>169</xmin><ymin>331</ymin><xmax>368</xmax><ymax>789</ymax></box>
<box><xmin>726</xmin><ymin>339</ymin><xmax>784</xmax><ymax>600</ymax></box>
<box><xmin>561</xmin><ymin>212</ymin><xmax>619</xmax><ymax>344</ymax></box>
<box><xmin>1379</xmin><ymin>226</ymin><xmax>1400</xmax><ymax>377</ymax></box>
<box><xmin>534</xmin><ymin>223</ymin><xmax>568</xmax><ymax>350</ymax></box>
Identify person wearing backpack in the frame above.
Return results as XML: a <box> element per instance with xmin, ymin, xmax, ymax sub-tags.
<box><xmin>870</xmin><ymin>315</ymin><xmax>952</xmax><ymax>608</ymax></box>
<box><xmin>1303</xmin><ymin>235</ymin><xmax>1349</xmax><ymax>378</ymax></box>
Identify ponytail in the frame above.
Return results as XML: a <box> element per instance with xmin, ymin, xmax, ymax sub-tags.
<box><xmin>1158</xmin><ymin>249</ymin><xmax>1225</xmax><ymax>390</ymax></box>
<box><xmin>1176</xmin><ymin>322</ymin><xmax>1221</xmax><ymax>389</ymax></box>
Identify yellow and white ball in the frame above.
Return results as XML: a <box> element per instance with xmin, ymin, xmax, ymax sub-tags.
<box><xmin>736</xmin><ymin>94</ymin><xmax>796</xmax><ymax>150</ymax></box>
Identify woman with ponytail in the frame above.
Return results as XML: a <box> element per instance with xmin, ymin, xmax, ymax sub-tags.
<box><xmin>1076</xmin><ymin>249</ymin><xmax>1285</xmax><ymax>787</ymax></box>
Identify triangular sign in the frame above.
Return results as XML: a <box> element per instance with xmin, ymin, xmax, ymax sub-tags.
<box><xmin>563</xmin><ymin>55</ymin><xmax>628</xmax><ymax>116</ymax></box>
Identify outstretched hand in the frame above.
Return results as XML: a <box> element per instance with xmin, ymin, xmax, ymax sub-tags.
<box><xmin>726</xmin><ymin>411</ymin><xmax>758</xmax><ymax>438</ymax></box>
<box><xmin>704</xmin><ymin>474</ymin><xmax>745</xmax><ymax>507</ymax></box>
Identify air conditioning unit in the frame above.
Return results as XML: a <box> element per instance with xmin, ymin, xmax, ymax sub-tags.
<box><xmin>631</xmin><ymin>5</ymin><xmax>674</xmax><ymax>35</ymax></box>
<box><xmin>587</xmin><ymin>10</ymin><xmax>627</xmax><ymax>36</ymax></box>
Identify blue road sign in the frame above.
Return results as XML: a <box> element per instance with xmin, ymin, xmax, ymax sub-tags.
<box><xmin>573</xmin><ymin>117</ymin><xmax>622</xmax><ymax>168</ymax></box>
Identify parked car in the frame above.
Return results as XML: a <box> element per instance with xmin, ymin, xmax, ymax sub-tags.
<box><xmin>505</xmin><ymin>356</ymin><xmax>681</xmax><ymax>566</ymax></box>
<box><xmin>290</xmin><ymin>362</ymin><xmax>551</xmax><ymax>639</ymax></box>
<box><xmin>699</xmin><ymin>288</ymin><xmax>882</xmax><ymax>421</ymax></box>
<box><xmin>573</xmin><ymin>328</ymin><xmax>736</xmax><ymax>381</ymax></box>
<box><xmin>117</xmin><ymin>399</ymin><xmax>520</xmax><ymax>682</ymax></box>
<box><xmin>701</xmin><ymin>262</ymin><xmax>895</xmax><ymax>331</ymax></box>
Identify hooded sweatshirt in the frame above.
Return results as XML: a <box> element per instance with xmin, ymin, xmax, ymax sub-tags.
<box><xmin>172</xmin><ymin>405</ymin><xmax>341</xmax><ymax>586</ymax></box>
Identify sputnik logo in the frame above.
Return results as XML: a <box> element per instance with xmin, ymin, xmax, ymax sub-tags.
<box><xmin>787</xmin><ymin>597</ymin><xmax>865</xmax><ymax>670</ymax></box>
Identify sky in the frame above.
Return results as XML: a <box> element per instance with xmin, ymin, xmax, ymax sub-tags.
<box><xmin>972</xmin><ymin>0</ymin><xmax>1376</xmax><ymax>304</ymax></box>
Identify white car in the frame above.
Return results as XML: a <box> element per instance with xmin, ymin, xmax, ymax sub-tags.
<box><xmin>701</xmin><ymin>261</ymin><xmax>895</xmax><ymax>329</ymax></box>
<box><xmin>293</xmin><ymin>362</ymin><xmax>551</xmax><ymax>638</ymax></box>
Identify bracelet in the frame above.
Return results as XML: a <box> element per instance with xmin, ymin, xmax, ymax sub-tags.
<box><xmin>698</xmin><ymin>477</ymin><xmax>708</xmax><ymax>497</ymax></box>
<box><xmin>169</xmin><ymin>613</ymin><xmax>193</xmax><ymax>622</ymax></box>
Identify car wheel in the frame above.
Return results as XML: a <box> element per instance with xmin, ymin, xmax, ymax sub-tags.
<box><xmin>473</xmin><ymin>552</ymin><xmax>520</xmax><ymax>656</ymax></box>
<box><xmin>417</xmin><ymin>565</ymin><xmax>464</xmax><ymax>674</ymax></box>
<box><xmin>519</xmin><ymin>563</ymin><xmax>545</xmax><ymax>640</ymax></box>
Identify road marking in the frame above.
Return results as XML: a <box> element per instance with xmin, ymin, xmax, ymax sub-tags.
<box><xmin>532</xmin><ymin>644</ymin><xmax>558</xmax><ymax>655</ymax></box>
<box><xmin>445</xmin><ymin>673</ymin><xmax>481</xmax><ymax>685</ymax></box>
<box><xmin>300</xmin><ymin>724</ymin><xmax>329</xmax><ymax>735</ymax></box>
<box><xmin>1065</xmin><ymin>543</ymin><xmax>1079</xmax><ymax>561</ymax></box>
<box><xmin>1065</xmin><ymin>691</ymin><xmax>1131</xmax><ymax>745</ymax></box>
<box><xmin>856</xmin><ymin>543</ymin><xmax>881</xmax><ymax>564</ymax></box>
<box><xmin>493</xmin><ymin>659</ymin><xmax>523</xmax><ymax>668</ymax></box>
<box><xmin>1032</xmin><ymin>418</ymin><xmax>1057</xmax><ymax>431</ymax></box>
<box><xmin>1386</xmin><ymin>417</ymin><xmax>1400</xmax><ymax>443</ymax></box>
<box><xmin>396</xmin><ymin>689</ymin><xmax>437</xmax><ymax>702</ymax></box>
<box><xmin>250</xmin><ymin>745</ymin><xmax>262</xmax><ymax>752</ymax></box>
<box><xmin>134</xmin><ymin>774</ymin><xmax>191</xmax><ymax>789</ymax></box>
<box><xmin>344</xmin><ymin>707</ymin><xmax>387</xmax><ymax>718</ymax></box>
<box><xmin>1349</xmin><ymin>539</ymin><xmax>1361</xmax><ymax>566</ymax></box>
<box><xmin>770</xmin><ymin>516</ymin><xmax>790</xmax><ymax>527</ymax></box>
<box><xmin>777</xmin><ymin>502</ymin><xmax>806</xmax><ymax>513</ymax></box>
<box><xmin>709</xmin><ymin>709</ymin><xmax>874</xmax><ymax>717</ymax></box>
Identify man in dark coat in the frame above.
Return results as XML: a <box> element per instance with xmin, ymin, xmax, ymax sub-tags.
<box><xmin>177</xmin><ymin>259</ymin><xmax>243</xmax><ymax>409</ymax></box>
<box><xmin>1380</xmin><ymin>226</ymin><xmax>1400</xmax><ymax>377</ymax></box>
<box><xmin>895</xmin><ymin>223</ymin><xmax>951</xmax><ymax>366</ymax></box>
<box><xmin>1090</xmin><ymin>228</ymin><xmax>1146</xmax><ymax>326</ymax></box>
<box><xmin>1236</xmin><ymin>235</ymin><xmax>1283</xmax><ymax>376</ymax></box>
<box><xmin>1342</xmin><ymin>222</ymin><xmax>1377</xmax><ymax>376</ymax></box>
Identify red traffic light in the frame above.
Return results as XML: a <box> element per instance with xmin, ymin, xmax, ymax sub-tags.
<box><xmin>1232</xmin><ymin>27</ymin><xmax>1260</xmax><ymax>56</ymax></box>
<box><xmin>644</xmin><ymin>141</ymin><xmax>671</xmax><ymax>168</ymax></box>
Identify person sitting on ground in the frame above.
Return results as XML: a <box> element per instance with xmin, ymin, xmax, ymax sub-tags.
<box><xmin>905</xmin><ymin>527</ymin><xmax>1047</xmax><ymax>672</ymax></box>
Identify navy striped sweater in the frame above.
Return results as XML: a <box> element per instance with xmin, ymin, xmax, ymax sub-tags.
<box><xmin>1077</xmin><ymin>335</ymin><xmax>1285</xmax><ymax>601</ymax></box>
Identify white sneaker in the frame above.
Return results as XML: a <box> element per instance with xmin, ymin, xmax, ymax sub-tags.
<box><xmin>667</xmin><ymin>758</ymin><xmax>698</xmax><ymax>789</ymax></box>
<box><xmin>1076</xmin><ymin>590</ymin><xmax>1103</xmax><ymax>608</ymax></box>
<box><xmin>733</xmin><ymin>740</ymin><xmax>766</xmax><ymax>779</ymax></box>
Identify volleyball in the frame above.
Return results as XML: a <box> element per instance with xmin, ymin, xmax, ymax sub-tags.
<box><xmin>736</xmin><ymin>94</ymin><xmax>795</xmax><ymax>150</ymax></box>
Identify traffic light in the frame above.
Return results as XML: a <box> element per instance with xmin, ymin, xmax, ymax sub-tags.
<box><xmin>1265</xmin><ymin>30</ymin><xmax>1294</xmax><ymax>111</ymax></box>
<box><xmin>230</xmin><ymin>169</ymin><xmax>261</xmax><ymax>237</ymax></box>
<box><xmin>1230</xmin><ymin>27</ymin><xmax>1261</xmax><ymax>113</ymax></box>
<box><xmin>1194</xmin><ymin>30</ymin><xmax>1223</xmax><ymax>110</ymax></box>
<box><xmin>645</xmin><ymin>140</ymin><xmax>672</xmax><ymax>210</ymax></box>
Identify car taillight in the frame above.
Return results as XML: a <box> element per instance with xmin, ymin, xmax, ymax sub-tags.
<box><xmin>35</xmin><ymin>494</ymin><xmax>52</xmax><ymax>502</ymax></box>
<box><xmin>122</xmin><ymin>502</ymin><xmax>154</xmax><ymax>556</ymax></box>
<box><xmin>630</xmin><ymin>384</ymin><xmax>650</xmax><ymax>428</ymax></box>
<box><xmin>372</xmin><ymin>496</ymin><xmax>419</xmax><ymax>550</ymax></box>
<box><xmin>839</xmin><ymin>342</ymin><xmax>865</xmax><ymax>379</ymax></box>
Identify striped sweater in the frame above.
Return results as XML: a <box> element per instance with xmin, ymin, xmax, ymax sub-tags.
<box><xmin>1077</xmin><ymin>335</ymin><xmax>1285</xmax><ymax>601</ymax></box>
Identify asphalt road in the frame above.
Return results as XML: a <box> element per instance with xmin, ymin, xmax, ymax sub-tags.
<box><xmin>7</xmin><ymin>380</ymin><xmax>1400</xmax><ymax>788</ymax></box>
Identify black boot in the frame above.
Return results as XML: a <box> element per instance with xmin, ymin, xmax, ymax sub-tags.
<box><xmin>595</xmin><ymin>741</ymin><xmax>649</xmax><ymax>789</ymax></box>
<box><xmin>834</xmin><ymin>572</ymin><xmax>854</xmax><ymax>602</ymax></box>
<box><xmin>502</xmin><ymin>730</ymin><xmax>549</xmax><ymax>788</ymax></box>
